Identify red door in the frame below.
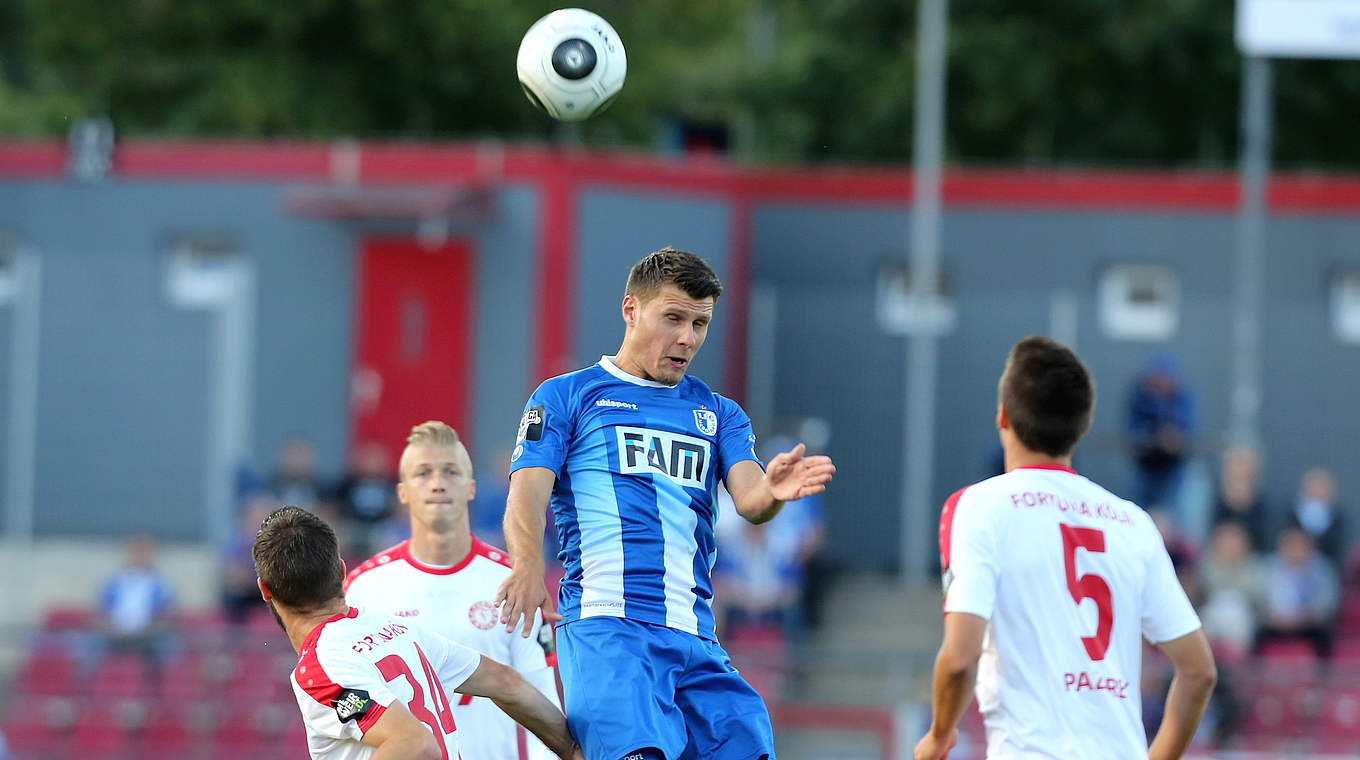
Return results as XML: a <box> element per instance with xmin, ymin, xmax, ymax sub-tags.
<box><xmin>350</xmin><ymin>238</ymin><xmax>474</xmax><ymax>461</ymax></box>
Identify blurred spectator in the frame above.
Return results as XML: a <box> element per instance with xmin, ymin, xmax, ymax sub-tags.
<box><xmin>97</xmin><ymin>534</ymin><xmax>176</xmax><ymax>666</ymax></box>
<box><xmin>1126</xmin><ymin>353</ymin><xmax>1196</xmax><ymax>514</ymax></box>
<box><xmin>370</xmin><ymin>497</ymin><xmax>412</xmax><ymax>551</ymax></box>
<box><xmin>714</xmin><ymin>518</ymin><xmax>802</xmax><ymax>636</ymax></box>
<box><xmin>1285</xmin><ymin>467</ymin><xmax>1346</xmax><ymax>566</ymax></box>
<box><xmin>1257</xmin><ymin>527</ymin><xmax>1340</xmax><ymax>659</ymax></box>
<box><xmin>1198</xmin><ymin>522</ymin><xmax>1265</xmax><ymax>658</ymax></box>
<box><xmin>1150</xmin><ymin>509</ymin><xmax>1199</xmax><ymax>595</ymax></box>
<box><xmin>331</xmin><ymin>440</ymin><xmax>398</xmax><ymax>559</ymax></box>
<box><xmin>221</xmin><ymin>497</ymin><xmax>272</xmax><ymax>624</ymax></box>
<box><xmin>271</xmin><ymin>435</ymin><xmax>323</xmax><ymax>509</ymax></box>
<box><xmin>713</xmin><ymin>436</ymin><xmax>829</xmax><ymax>640</ymax></box>
<box><xmin>1210</xmin><ymin>445</ymin><xmax>1270</xmax><ymax>553</ymax></box>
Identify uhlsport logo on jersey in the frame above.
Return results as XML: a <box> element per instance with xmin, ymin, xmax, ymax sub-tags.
<box><xmin>692</xmin><ymin>409</ymin><xmax>718</xmax><ymax>436</ymax></box>
<box><xmin>615</xmin><ymin>426</ymin><xmax>711</xmax><ymax>488</ymax></box>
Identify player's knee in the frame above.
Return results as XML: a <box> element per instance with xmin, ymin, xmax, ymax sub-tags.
<box><xmin>619</xmin><ymin>748</ymin><xmax>665</xmax><ymax>760</ymax></box>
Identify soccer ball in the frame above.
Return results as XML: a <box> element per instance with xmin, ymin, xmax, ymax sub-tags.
<box><xmin>517</xmin><ymin>8</ymin><xmax>627</xmax><ymax>122</ymax></box>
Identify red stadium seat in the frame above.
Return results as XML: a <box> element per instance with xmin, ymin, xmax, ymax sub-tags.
<box><xmin>1241</xmin><ymin>684</ymin><xmax>1318</xmax><ymax>738</ymax></box>
<box><xmin>71</xmin><ymin>698</ymin><xmax>147</xmax><ymax>760</ymax></box>
<box><xmin>15</xmin><ymin>652</ymin><xmax>76</xmax><ymax>697</ymax></box>
<box><xmin>1338</xmin><ymin>590</ymin><xmax>1360</xmax><ymax>635</ymax></box>
<box><xmin>41</xmin><ymin>607</ymin><xmax>94</xmax><ymax>632</ymax></box>
<box><xmin>90</xmin><ymin>653</ymin><xmax>154</xmax><ymax>698</ymax></box>
<box><xmin>1</xmin><ymin>698</ymin><xmax>74</xmax><ymax>760</ymax></box>
<box><xmin>1258</xmin><ymin>638</ymin><xmax>1320</xmax><ymax>664</ymax></box>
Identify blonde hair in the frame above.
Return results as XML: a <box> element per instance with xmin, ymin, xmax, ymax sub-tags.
<box><xmin>399</xmin><ymin>421</ymin><xmax>470</xmax><ymax>479</ymax></box>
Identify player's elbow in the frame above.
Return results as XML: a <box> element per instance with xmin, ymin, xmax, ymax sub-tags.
<box><xmin>413</xmin><ymin>732</ymin><xmax>442</xmax><ymax>760</ymax></box>
<box><xmin>936</xmin><ymin>647</ymin><xmax>979</xmax><ymax>679</ymax></box>
<box><xmin>1177</xmin><ymin>659</ymin><xmax>1218</xmax><ymax>694</ymax></box>
<box><xmin>386</xmin><ymin>726</ymin><xmax>442</xmax><ymax>760</ymax></box>
<box><xmin>481</xmin><ymin>658</ymin><xmax>531</xmax><ymax>701</ymax></box>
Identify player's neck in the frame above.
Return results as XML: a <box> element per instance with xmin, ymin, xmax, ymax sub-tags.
<box><xmin>282</xmin><ymin>601</ymin><xmax>350</xmax><ymax>654</ymax></box>
<box><xmin>408</xmin><ymin>526</ymin><xmax>473</xmax><ymax>568</ymax></box>
<box><xmin>608</xmin><ymin>349</ymin><xmax>649</xmax><ymax>381</ymax></box>
<box><xmin>1004</xmin><ymin>447</ymin><xmax>1074</xmax><ymax>472</ymax></box>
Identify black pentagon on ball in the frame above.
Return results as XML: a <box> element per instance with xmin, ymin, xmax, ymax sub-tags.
<box><xmin>551</xmin><ymin>38</ymin><xmax>597</xmax><ymax>80</ymax></box>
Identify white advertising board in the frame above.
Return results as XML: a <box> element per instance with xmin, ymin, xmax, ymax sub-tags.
<box><xmin>1237</xmin><ymin>0</ymin><xmax>1360</xmax><ymax>58</ymax></box>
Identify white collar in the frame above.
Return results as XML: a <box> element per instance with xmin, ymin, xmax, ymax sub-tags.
<box><xmin>598</xmin><ymin>355</ymin><xmax>678</xmax><ymax>388</ymax></box>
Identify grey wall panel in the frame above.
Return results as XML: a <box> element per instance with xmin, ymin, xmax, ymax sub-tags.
<box><xmin>575</xmin><ymin>190</ymin><xmax>733</xmax><ymax>391</ymax></box>
<box><xmin>469</xmin><ymin>184</ymin><xmax>539</xmax><ymax>479</ymax></box>
<box><xmin>0</xmin><ymin>181</ymin><xmax>355</xmax><ymax>540</ymax></box>
<box><xmin>751</xmin><ymin>204</ymin><xmax>910</xmax><ymax>570</ymax></box>
<box><xmin>1258</xmin><ymin>216</ymin><xmax>1360</xmax><ymax>545</ymax></box>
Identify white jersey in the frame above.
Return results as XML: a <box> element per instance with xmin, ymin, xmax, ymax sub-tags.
<box><xmin>940</xmin><ymin>464</ymin><xmax>1201</xmax><ymax>759</ymax></box>
<box><xmin>344</xmin><ymin>537</ymin><xmax>559</xmax><ymax>760</ymax></box>
<box><xmin>290</xmin><ymin>606</ymin><xmax>482</xmax><ymax>760</ymax></box>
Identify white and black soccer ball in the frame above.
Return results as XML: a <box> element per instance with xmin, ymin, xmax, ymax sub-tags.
<box><xmin>517</xmin><ymin>8</ymin><xmax>626</xmax><ymax>122</ymax></box>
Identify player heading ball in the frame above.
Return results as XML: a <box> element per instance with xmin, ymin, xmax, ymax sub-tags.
<box><xmin>496</xmin><ymin>248</ymin><xmax>836</xmax><ymax>760</ymax></box>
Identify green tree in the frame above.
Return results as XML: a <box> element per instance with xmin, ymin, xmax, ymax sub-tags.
<box><xmin>2</xmin><ymin>0</ymin><xmax>1359</xmax><ymax>169</ymax></box>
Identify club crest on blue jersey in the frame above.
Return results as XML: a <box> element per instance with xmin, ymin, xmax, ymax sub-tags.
<box><xmin>692</xmin><ymin>409</ymin><xmax>718</xmax><ymax>436</ymax></box>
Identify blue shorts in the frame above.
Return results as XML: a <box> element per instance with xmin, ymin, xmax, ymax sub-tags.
<box><xmin>556</xmin><ymin>617</ymin><xmax>776</xmax><ymax>760</ymax></box>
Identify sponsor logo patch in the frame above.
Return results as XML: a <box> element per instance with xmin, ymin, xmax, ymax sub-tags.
<box><xmin>693</xmin><ymin>409</ymin><xmax>718</xmax><ymax>436</ymax></box>
<box><xmin>332</xmin><ymin>688</ymin><xmax>373</xmax><ymax>724</ymax></box>
<box><xmin>596</xmin><ymin>398</ymin><xmax>639</xmax><ymax>410</ymax></box>
<box><xmin>517</xmin><ymin>405</ymin><xmax>545</xmax><ymax>443</ymax></box>
<box><xmin>616</xmin><ymin>426</ymin><xmax>711</xmax><ymax>488</ymax></box>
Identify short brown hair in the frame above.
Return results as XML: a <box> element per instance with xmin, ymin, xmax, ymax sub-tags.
<box><xmin>252</xmin><ymin>506</ymin><xmax>344</xmax><ymax>611</ymax></box>
<box><xmin>999</xmin><ymin>336</ymin><xmax>1095</xmax><ymax>457</ymax></box>
<box><xmin>625</xmin><ymin>247</ymin><xmax>723</xmax><ymax>303</ymax></box>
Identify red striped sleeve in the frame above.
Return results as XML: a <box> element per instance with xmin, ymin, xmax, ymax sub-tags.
<box><xmin>938</xmin><ymin>487</ymin><xmax>970</xmax><ymax>570</ymax></box>
<box><xmin>294</xmin><ymin>608</ymin><xmax>386</xmax><ymax>735</ymax></box>
<box><xmin>472</xmin><ymin>537</ymin><xmax>513</xmax><ymax>569</ymax></box>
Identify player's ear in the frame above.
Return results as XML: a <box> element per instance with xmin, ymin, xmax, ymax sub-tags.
<box><xmin>396</xmin><ymin>480</ymin><xmax>409</xmax><ymax>505</ymax></box>
<box><xmin>467</xmin><ymin>478</ymin><xmax>477</xmax><ymax>501</ymax></box>
<box><xmin>996</xmin><ymin>402</ymin><xmax>1008</xmax><ymax>431</ymax></box>
<box><xmin>339</xmin><ymin>559</ymin><xmax>348</xmax><ymax>578</ymax></box>
<box><xmin>257</xmin><ymin>577</ymin><xmax>272</xmax><ymax>601</ymax></box>
<box><xmin>621</xmin><ymin>294</ymin><xmax>637</xmax><ymax>327</ymax></box>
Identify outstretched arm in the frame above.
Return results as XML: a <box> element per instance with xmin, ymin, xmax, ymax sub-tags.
<box><xmin>458</xmin><ymin>656</ymin><xmax>583</xmax><ymax>760</ymax></box>
<box><xmin>914</xmin><ymin>612</ymin><xmax>986</xmax><ymax>760</ymax></box>
<box><xmin>1148</xmin><ymin>629</ymin><xmax>1216</xmax><ymax>760</ymax></box>
<box><xmin>725</xmin><ymin>443</ymin><xmax>835</xmax><ymax>524</ymax></box>
<box><xmin>495</xmin><ymin>467</ymin><xmax>562</xmax><ymax>637</ymax></box>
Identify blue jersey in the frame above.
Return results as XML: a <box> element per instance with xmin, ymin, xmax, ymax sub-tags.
<box><xmin>510</xmin><ymin>356</ymin><xmax>761</xmax><ymax>641</ymax></box>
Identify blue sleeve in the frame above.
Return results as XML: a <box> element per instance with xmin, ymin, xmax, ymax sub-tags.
<box><xmin>509</xmin><ymin>378</ymin><xmax>574</xmax><ymax>477</ymax></box>
<box><xmin>715</xmin><ymin>395</ymin><xmax>761</xmax><ymax>482</ymax></box>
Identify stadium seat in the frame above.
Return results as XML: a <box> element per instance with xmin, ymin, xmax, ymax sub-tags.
<box><xmin>15</xmin><ymin>652</ymin><xmax>76</xmax><ymax>698</ymax></box>
<box><xmin>1</xmin><ymin>698</ymin><xmax>73</xmax><ymax>760</ymax></box>
<box><xmin>70</xmin><ymin>698</ymin><xmax>147</xmax><ymax>760</ymax></box>
<box><xmin>1240</xmin><ymin>684</ymin><xmax>1316</xmax><ymax>738</ymax></box>
<box><xmin>90</xmin><ymin>653</ymin><xmax>154</xmax><ymax>698</ymax></box>
<box><xmin>1338</xmin><ymin>590</ymin><xmax>1360</xmax><ymax>635</ymax></box>
<box><xmin>40</xmin><ymin>607</ymin><xmax>93</xmax><ymax>632</ymax></box>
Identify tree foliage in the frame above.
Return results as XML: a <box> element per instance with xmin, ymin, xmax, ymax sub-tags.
<box><xmin>2</xmin><ymin>0</ymin><xmax>1358</xmax><ymax>168</ymax></box>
